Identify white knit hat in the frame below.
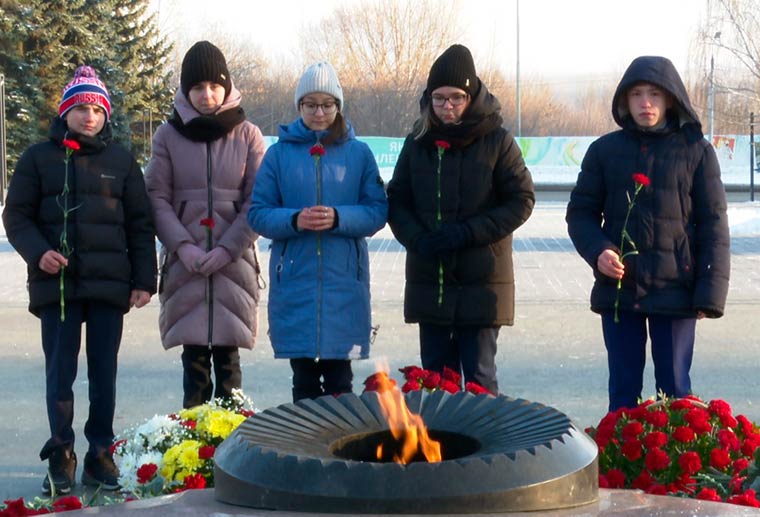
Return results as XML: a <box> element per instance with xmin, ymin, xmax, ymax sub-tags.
<box><xmin>294</xmin><ymin>61</ymin><xmax>344</xmax><ymax>111</ymax></box>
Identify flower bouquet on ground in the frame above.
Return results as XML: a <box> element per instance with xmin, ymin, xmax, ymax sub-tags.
<box><xmin>112</xmin><ymin>389</ymin><xmax>255</xmax><ymax>497</ymax></box>
<box><xmin>0</xmin><ymin>495</ymin><xmax>87</xmax><ymax>515</ymax></box>
<box><xmin>363</xmin><ymin>365</ymin><xmax>490</xmax><ymax>395</ymax></box>
<box><xmin>587</xmin><ymin>395</ymin><xmax>760</xmax><ymax>507</ymax></box>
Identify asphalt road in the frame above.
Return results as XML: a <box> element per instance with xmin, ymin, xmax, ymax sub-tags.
<box><xmin>1</xmin><ymin>195</ymin><xmax>759</xmax><ymax>503</ymax></box>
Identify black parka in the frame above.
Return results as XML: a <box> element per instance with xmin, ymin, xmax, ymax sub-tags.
<box><xmin>2</xmin><ymin>117</ymin><xmax>157</xmax><ymax>315</ymax></box>
<box><xmin>566</xmin><ymin>56</ymin><xmax>730</xmax><ymax>318</ymax></box>
<box><xmin>387</xmin><ymin>81</ymin><xmax>535</xmax><ymax>326</ymax></box>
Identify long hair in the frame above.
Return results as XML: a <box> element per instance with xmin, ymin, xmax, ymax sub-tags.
<box><xmin>321</xmin><ymin>111</ymin><xmax>348</xmax><ymax>146</ymax></box>
<box><xmin>413</xmin><ymin>102</ymin><xmax>436</xmax><ymax>140</ymax></box>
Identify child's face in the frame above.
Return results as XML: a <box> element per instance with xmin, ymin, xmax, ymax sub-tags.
<box><xmin>626</xmin><ymin>83</ymin><xmax>672</xmax><ymax>128</ymax></box>
<box><xmin>188</xmin><ymin>81</ymin><xmax>226</xmax><ymax>115</ymax></box>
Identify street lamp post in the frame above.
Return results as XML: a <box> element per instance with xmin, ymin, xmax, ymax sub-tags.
<box><xmin>708</xmin><ymin>31</ymin><xmax>721</xmax><ymax>144</ymax></box>
<box><xmin>0</xmin><ymin>73</ymin><xmax>6</xmax><ymax>206</ymax></box>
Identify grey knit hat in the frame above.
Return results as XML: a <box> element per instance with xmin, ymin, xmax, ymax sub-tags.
<box><xmin>294</xmin><ymin>61</ymin><xmax>344</xmax><ymax>111</ymax></box>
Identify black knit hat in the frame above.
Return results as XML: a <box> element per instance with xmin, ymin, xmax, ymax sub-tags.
<box><xmin>426</xmin><ymin>44</ymin><xmax>478</xmax><ymax>96</ymax></box>
<box><xmin>180</xmin><ymin>41</ymin><xmax>232</xmax><ymax>99</ymax></box>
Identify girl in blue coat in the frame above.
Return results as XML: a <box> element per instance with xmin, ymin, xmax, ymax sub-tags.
<box><xmin>248</xmin><ymin>62</ymin><xmax>388</xmax><ymax>402</ymax></box>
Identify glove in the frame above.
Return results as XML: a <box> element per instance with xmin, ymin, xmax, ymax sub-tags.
<box><xmin>176</xmin><ymin>243</ymin><xmax>206</xmax><ymax>273</ymax></box>
<box><xmin>197</xmin><ymin>247</ymin><xmax>233</xmax><ymax>276</ymax></box>
<box><xmin>426</xmin><ymin>223</ymin><xmax>473</xmax><ymax>253</ymax></box>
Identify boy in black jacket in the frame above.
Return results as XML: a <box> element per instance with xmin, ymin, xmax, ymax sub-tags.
<box><xmin>566</xmin><ymin>56</ymin><xmax>729</xmax><ymax>412</ymax></box>
<box><xmin>2</xmin><ymin>66</ymin><xmax>157</xmax><ymax>494</ymax></box>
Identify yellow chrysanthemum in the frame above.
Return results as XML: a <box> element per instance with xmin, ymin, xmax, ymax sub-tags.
<box><xmin>197</xmin><ymin>409</ymin><xmax>245</xmax><ymax>439</ymax></box>
<box><xmin>161</xmin><ymin>439</ymin><xmax>203</xmax><ymax>482</ymax></box>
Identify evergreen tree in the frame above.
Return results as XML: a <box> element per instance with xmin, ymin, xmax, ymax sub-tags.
<box><xmin>0</xmin><ymin>0</ymin><xmax>172</xmax><ymax>171</ymax></box>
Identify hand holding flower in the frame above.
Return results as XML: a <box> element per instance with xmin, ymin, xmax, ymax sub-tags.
<box><xmin>196</xmin><ymin>247</ymin><xmax>232</xmax><ymax>276</ymax></box>
<box><xmin>597</xmin><ymin>248</ymin><xmax>625</xmax><ymax>279</ymax></box>
<box><xmin>129</xmin><ymin>289</ymin><xmax>152</xmax><ymax>308</ymax></box>
<box><xmin>296</xmin><ymin>206</ymin><xmax>335</xmax><ymax>231</ymax></box>
<box><xmin>38</xmin><ymin>249</ymin><xmax>68</xmax><ymax>274</ymax></box>
<box><xmin>176</xmin><ymin>243</ymin><xmax>206</xmax><ymax>273</ymax></box>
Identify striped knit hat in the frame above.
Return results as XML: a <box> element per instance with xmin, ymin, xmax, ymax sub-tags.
<box><xmin>58</xmin><ymin>65</ymin><xmax>111</xmax><ymax>121</ymax></box>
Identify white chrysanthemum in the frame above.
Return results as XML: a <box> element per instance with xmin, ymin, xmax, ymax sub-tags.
<box><xmin>117</xmin><ymin>452</ymin><xmax>139</xmax><ymax>492</ymax></box>
<box><xmin>136</xmin><ymin>415</ymin><xmax>183</xmax><ymax>450</ymax></box>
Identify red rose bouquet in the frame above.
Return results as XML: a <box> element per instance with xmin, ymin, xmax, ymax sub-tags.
<box><xmin>587</xmin><ymin>395</ymin><xmax>760</xmax><ymax>507</ymax></box>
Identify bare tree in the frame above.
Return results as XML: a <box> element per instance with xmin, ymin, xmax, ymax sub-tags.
<box><xmin>694</xmin><ymin>0</ymin><xmax>760</xmax><ymax>134</ymax></box>
<box><xmin>298</xmin><ymin>0</ymin><xmax>464</xmax><ymax>135</ymax></box>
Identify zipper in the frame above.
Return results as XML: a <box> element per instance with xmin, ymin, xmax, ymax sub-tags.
<box><xmin>275</xmin><ymin>241</ymin><xmax>289</xmax><ymax>283</ymax></box>
<box><xmin>206</xmin><ymin>143</ymin><xmax>214</xmax><ymax>348</ymax></box>
<box><xmin>315</xmin><ymin>142</ymin><xmax>323</xmax><ymax>361</ymax></box>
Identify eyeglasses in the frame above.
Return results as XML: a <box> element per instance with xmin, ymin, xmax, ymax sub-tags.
<box><xmin>300</xmin><ymin>101</ymin><xmax>338</xmax><ymax>115</ymax></box>
<box><xmin>431</xmin><ymin>93</ymin><xmax>469</xmax><ymax>107</ymax></box>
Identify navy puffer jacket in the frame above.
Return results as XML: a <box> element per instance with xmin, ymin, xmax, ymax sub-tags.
<box><xmin>3</xmin><ymin>117</ymin><xmax>157</xmax><ymax>315</ymax></box>
<box><xmin>566</xmin><ymin>56</ymin><xmax>730</xmax><ymax>318</ymax></box>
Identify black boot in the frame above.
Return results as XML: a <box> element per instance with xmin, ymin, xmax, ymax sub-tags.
<box><xmin>41</xmin><ymin>448</ymin><xmax>77</xmax><ymax>495</ymax></box>
<box><xmin>182</xmin><ymin>345</ymin><xmax>213</xmax><ymax>408</ymax></box>
<box><xmin>82</xmin><ymin>450</ymin><xmax>120</xmax><ymax>490</ymax></box>
<box><xmin>212</xmin><ymin>347</ymin><xmax>242</xmax><ymax>401</ymax></box>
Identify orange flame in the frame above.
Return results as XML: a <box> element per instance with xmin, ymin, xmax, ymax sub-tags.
<box><xmin>373</xmin><ymin>371</ymin><xmax>442</xmax><ymax>464</ymax></box>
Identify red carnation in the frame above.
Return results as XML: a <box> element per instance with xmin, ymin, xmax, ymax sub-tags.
<box><xmin>183</xmin><ymin>473</ymin><xmax>207</xmax><ymax>490</ymax></box>
<box><xmin>631</xmin><ymin>471</ymin><xmax>654</xmax><ymax>491</ymax></box>
<box><xmin>720</xmin><ymin>413</ymin><xmax>739</xmax><ymax>428</ymax></box>
<box><xmin>643</xmin><ymin>431</ymin><xmax>668</xmax><ymax>449</ymax></box>
<box><xmin>718</xmin><ymin>429</ymin><xmax>741</xmax><ymax>451</ymax></box>
<box><xmin>199</xmin><ymin>217</ymin><xmax>215</xmax><ymax>229</ymax></box>
<box><xmin>465</xmin><ymin>381</ymin><xmax>490</xmax><ymax>395</ymax></box>
<box><xmin>605</xmin><ymin>468</ymin><xmax>626</xmax><ymax>488</ymax></box>
<box><xmin>598</xmin><ymin>474</ymin><xmax>610</xmax><ymax>488</ymax></box>
<box><xmin>645</xmin><ymin>448</ymin><xmax>671</xmax><ymax>471</ymax></box>
<box><xmin>631</xmin><ymin>172</ymin><xmax>651</xmax><ymax>187</ymax></box>
<box><xmin>696</xmin><ymin>487</ymin><xmax>722</xmax><ymax>502</ymax></box>
<box><xmin>645</xmin><ymin>484</ymin><xmax>668</xmax><ymax>495</ymax></box>
<box><xmin>708</xmin><ymin>399</ymin><xmax>733</xmax><ymax>418</ymax></box>
<box><xmin>671</xmin><ymin>399</ymin><xmax>696</xmax><ymax>411</ymax></box>
<box><xmin>593</xmin><ymin>426</ymin><xmax>615</xmax><ymax>449</ymax></box>
<box><xmin>422</xmin><ymin>371</ymin><xmax>441</xmax><ymax>390</ymax></box>
<box><xmin>439</xmin><ymin>379</ymin><xmax>460</xmax><ymax>394</ymax></box>
<box><xmin>710</xmin><ymin>448</ymin><xmax>732</xmax><ymax>470</ymax></box>
<box><xmin>684</xmin><ymin>408</ymin><xmax>711</xmax><ymax>432</ymax></box>
<box><xmin>673</xmin><ymin>426</ymin><xmax>696</xmax><ymax>443</ymax></box>
<box><xmin>62</xmin><ymin>138</ymin><xmax>81</xmax><ymax>151</ymax></box>
<box><xmin>621</xmin><ymin>439</ymin><xmax>643</xmax><ymax>461</ymax></box>
<box><xmin>678</xmin><ymin>451</ymin><xmax>702</xmax><ymax>475</ymax></box>
<box><xmin>742</xmin><ymin>436</ymin><xmax>760</xmax><ymax>456</ymax></box>
<box><xmin>434</xmin><ymin>140</ymin><xmax>451</xmax><ymax>150</ymax></box>
<box><xmin>309</xmin><ymin>143</ymin><xmax>326</xmax><ymax>157</ymax></box>
<box><xmin>622</xmin><ymin>421</ymin><xmax>644</xmax><ymax>441</ymax></box>
<box><xmin>136</xmin><ymin>463</ymin><xmax>158</xmax><ymax>484</ymax></box>
<box><xmin>400</xmin><ymin>380</ymin><xmax>421</xmax><ymax>393</ymax></box>
<box><xmin>198</xmin><ymin>445</ymin><xmax>216</xmax><ymax>460</ymax></box>
<box><xmin>52</xmin><ymin>495</ymin><xmax>84</xmax><ymax>512</ymax></box>
<box><xmin>727</xmin><ymin>489</ymin><xmax>760</xmax><ymax>508</ymax></box>
<box><xmin>441</xmin><ymin>366</ymin><xmax>461</xmax><ymax>385</ymax></box>
<box><xmin>181</xmin><ymin>419</ymin><xmax>197</xmax><ymax>429</ymax></box>
<box><xmin>734</xmin><ymin>458</ymin><xmax>750</xmax><ymax>473</ymax></box>
<box><xmin>363</xmin><ymin>372</ymin><xmax>397</xmax><ymax>392</ymax></box>
<box><xmin>399</xmin><ymin>365</ymin><xmax>425</xmax><ymax>380</ymax></box>
<box><xmin>645</xmin><ymin>409</ymin><xmax>669</xmax><ymax>428</ymax></box>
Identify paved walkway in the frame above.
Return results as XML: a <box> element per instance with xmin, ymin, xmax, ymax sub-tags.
<box><xmin>1</xmin><ymin>199</ymin><xmax>760</xmax><ymax>502</ymax></box>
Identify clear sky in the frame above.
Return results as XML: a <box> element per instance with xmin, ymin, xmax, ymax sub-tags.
<box><xmin>155</xmin><ymin>0</ymin><xmax>707</xmax><ymax>83</ymax></box>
